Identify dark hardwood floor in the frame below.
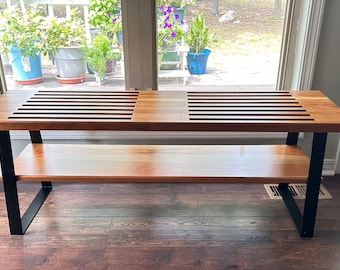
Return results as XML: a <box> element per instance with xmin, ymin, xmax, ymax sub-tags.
<box><xmin>0</xmin><ymin>176</ymin><xmax>340</xmax><ymax>269</ymax></box>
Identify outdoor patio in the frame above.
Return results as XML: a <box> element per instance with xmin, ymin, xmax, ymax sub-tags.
<box><xmin>3</xmin><ymin>54</ymin><xmax>277</xmax><ymax>92</ymax></box>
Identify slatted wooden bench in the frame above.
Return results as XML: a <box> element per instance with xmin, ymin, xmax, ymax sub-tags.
<box><xmin>1</xmin><ymin>90</ymin><xmax>340</xmax><ymax>237</ymax></box>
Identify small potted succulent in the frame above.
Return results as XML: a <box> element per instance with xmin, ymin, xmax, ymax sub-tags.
<box><xmin>185</xmin><ymin>12</ymin><xmax>211</xmax><ymax>74</ymax></box>
<box><xmin>0</xmin><ymin>5</ymin><xmax>45</xmax><ymax>84</ymax></box>
<box><xmin>84</xmin><ymin>33</ymin><xmax>121</xmax><ymax>82</ymax></box>
<box><xmin>42</xmin><ymin>9</ymin><xmax>87</xmax><ymax>83</ymax></box>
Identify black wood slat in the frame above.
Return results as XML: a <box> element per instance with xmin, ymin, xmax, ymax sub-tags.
<box><xmin>12</xmin><ymin>111</ymin><xmax>133</xmax><ymax>115</ymax></box>
<box><xmin>188</xmin><ymin>98</ymin><xmax>296</xmax><ymax>101</ymax></box>
<box><xmin>27</xmin><ymin>99</ymin><xmax>137</xmax><ymax>103</ymax></box>
<box><xmin>30</xmin><ymin>96</ymin><xmax>138</xmax><ymax>100</ymax></box>
<box><xmin>189</xmin><ymin>107</ymin><xmax>307</xmax><ymax>111</ymax></box>
<box><xmin>188</xmin><ymin>92</ymin><xmax>315</xmax><ymax>122</ymax></box>
<box><xmin>18</xmin><ymin>107</ymin><xmax>134</xmax><ymax>111</ymax></box>
<box><xmin>9</xmin><ymin>91</ymin><xmax>138</xmax><ymax>121</ymax></box>
<box><xmin>187</xmin><ymin>91</ymin><xmax>291</xmax><ymax>95</ymax></box>
<box><xmin>188</xmin><ymin>101</ymin><xmax>300</xmax><ymax>104</ymax></box>
<box><xmin>22</xmin><ymin>102</ymin><xmax>136</xmax><ymax>106</ymax></box>
<box><xmin>189</xmin><ymin>116</ymin><xmax>314</xmax><ymax>121</ymax></box>
<box><xmin>189</xmin><ymin>112</ymin><xmax>311</xmax><ymax>116</ymax></box>
<box><xmin>34</xmin><ymin>91</ymin><xmax>138</xmax><ymax>96</ymax></box>
<box><xmin>188</xmin><ymin>104</ymin><xmax>303</xmax><ymax>108</ymax></box>
<box><xmin>8</xmin><ymin>115</ymin><xmax>132</xmax><ymax>120</ymax></box>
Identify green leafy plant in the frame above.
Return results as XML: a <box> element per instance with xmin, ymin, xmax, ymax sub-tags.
<box><xmin>84</xmin><ymin>33</ymin><xmax>121</xmax><ymax>78</ymax></box>
<box><xmin>185</xmin><ymin>12</ymin><xmax>209</xmax><ymax>53</ymax></box>
<box><xmin>41</xmin><ymin>9</ymin><xmax>86</xmax><ymax>53</ymax></box>
<box><xmin>88</xmin><ymin>0</ymin><xmax>122</xmax><ymax>37</ymax></box>
<box><xmin>0</xmin><ymin>5</ymin><xmax>45</xmax><ymax>56</ymax></box>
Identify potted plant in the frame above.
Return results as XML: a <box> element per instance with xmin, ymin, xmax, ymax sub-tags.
<box><xmin>88</xmin><ymin>0</ymin><xmax>122</xmax><ymax>45</ymax></box>
<box><xmin>42</xmin><ymin>9</ymin><xmax>87</xmax><ymax>83</ymax></box>
<box><xmin>0</xmin><ymin>5</ymin><xmax>45</xmax><ymax>84</ymax></box>
<box><xmin>158</xmin><ymin>5</ymin><xmax>186</xmax><ymax>70</ymax></box>
<box><xmin>185</xmin><ymin>12</ymin><xmax>211</xmax><ymax>74</ymax></box>
<box><xmin>84</xmin><ymin>33</ymin><xmax>121</xmax><ymax>82</ymax></box>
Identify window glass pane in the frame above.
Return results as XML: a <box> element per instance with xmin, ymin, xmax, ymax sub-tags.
<box><xmin>157</xmin><ymin>0</ymin><xmax>287</xmax><ymax>91</ymax></box>
<box><xmin>0</xmin><ymin>0</ymin><xmax>125</xmax><ymax>90</ymax></box>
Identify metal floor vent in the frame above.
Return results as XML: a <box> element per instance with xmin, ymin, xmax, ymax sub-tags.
<box><xmin>264</xmin><ymin>184</ymin><xmax>332</xmax><ymax>200</ymax></box>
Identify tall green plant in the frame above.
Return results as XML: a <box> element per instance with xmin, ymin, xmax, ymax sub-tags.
<box><xmin>185</xmin><ymin>12</ymin><xmax>209</xmax><ymax>53</ymax></box>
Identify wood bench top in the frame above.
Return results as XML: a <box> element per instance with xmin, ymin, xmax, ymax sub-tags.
<box><xmin>0</xmin><ymin>90</ymin><xmax>340</xmax><ymax>132</ymax></box>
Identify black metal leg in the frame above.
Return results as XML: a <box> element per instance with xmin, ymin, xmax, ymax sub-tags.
<box><xmin>0</xmin><ymin>131</ymin><xmax>23</xmax><ymax>234</ymax></box>
<box><xmin>29</xmin><ymin>130</ymin><xmax>53</xmax><ymax>191</ymax></box>
<box><xmin>20</xmin><ymin>130</ymin><xmax>53</xmax><ymax>234</ymax></box>
<box><xmin>278</xmin><ymin>132</ymin><xmax>303</xmax><ymax>232</ymax></box>
<box><xmin>21</xmin><ymin>184</ymin><xmax>52</xmax><ymax>233</ymax></box>
<box><xmin>0</xmin><ymin>130</ymin><xmax>53</xmax><ymax>235</ymax></box>
<box><xmin>279</xmin><ymin>132</ymin><xmax>327</xmax><ymax>237</ymax></box>
<box><xmin>279</xmin><ymin>154</ymin><xmax>304</xmax><ymax>235</ymax></box>
<box><xmin>29</xmin><ymin>130</ymin><xmax>43</xmax><ymax>143</ymax></box>
<box><xmin>286</xmin><ymin>132</ymin><xmax>299</xmax><ymax>145</ymax></box>
<box><xmin>279</xmin><ymin>183</ymin><xmax>303</xmax><ymax>232</ymax></box>
<box><xmin>300</xmin><ymin>132</ymin><xmax>327</xmax><ymax>237</ymax></box>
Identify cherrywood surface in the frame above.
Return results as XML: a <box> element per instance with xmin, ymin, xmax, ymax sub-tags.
<box><xmin>11</xmin><ymin>144</ymin><xmax>309</xmax><ymax>183</ymax></box>
<box><xmin>0</xmin><ymin>90</ymin><xmax>336</xmax><ymax>239</ymax></box>
<box><xmin>1</xmin><ymin>90</ymin><xmax>340</xmax><ymax>131</ymax></box>
<box><xmin>0</xmin><ymin>176</ymin><xmax>339</xmax><ymax>269</ymax></box>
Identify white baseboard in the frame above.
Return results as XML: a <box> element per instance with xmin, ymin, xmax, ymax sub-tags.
<box><xmin>322</xmin><ymin>159</ymin><xmax>336</xmax><ymax>176</ymax></box>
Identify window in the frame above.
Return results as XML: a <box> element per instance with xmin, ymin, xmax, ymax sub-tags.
<box><xmin>120</xmin><ymin>0</ymin><xmax>325</xmax><ymax>91</ymax></box>
<box><xmin>0</xmin><ymin>0</ymin><xmax>325</xmax><ymax>92</ymax></box>
<box><xmin>157</xmin><ymin>0</ymin><xmax>286</xmax><ymax>90</ymax></box>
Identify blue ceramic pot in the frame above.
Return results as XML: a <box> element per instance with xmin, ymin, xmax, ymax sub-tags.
<box><xmin>186</xmin><ymin>48</ymin><xmax>211</xmax><ymax>74</ymax></box>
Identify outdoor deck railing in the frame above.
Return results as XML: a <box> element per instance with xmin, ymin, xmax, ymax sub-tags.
<box><xmin>0</xmin><ymin>0</ymin><xmax>89</xmax><ymax>18</ymax></box>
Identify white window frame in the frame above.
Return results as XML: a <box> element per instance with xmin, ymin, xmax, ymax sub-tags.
<box><xmin>277</xmin><ymin>0</ymin><xmax>326</xmax><ymax>90</ymax></box>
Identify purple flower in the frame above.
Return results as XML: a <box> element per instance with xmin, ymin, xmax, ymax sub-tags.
<box><xmin>158</xmin><ymin>4</ymin><xmax>184</xmax><ymax>44</ymax></box>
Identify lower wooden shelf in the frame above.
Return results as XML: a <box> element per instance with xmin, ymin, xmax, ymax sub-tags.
<box><xmin>10</xmin><ymin>144</ymin><xmax>310</xmax><ymax>183</ymax></box>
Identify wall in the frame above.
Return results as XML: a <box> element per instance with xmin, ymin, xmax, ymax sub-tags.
<box><xmin>312</xmin><ymin>0</ymin><xmax>340</xmax><ymax>173</ymax></box>
<box><xmin>312</xmin><ymin>0</ymin><xmax>340</xmax><ymax>105</ymax></box>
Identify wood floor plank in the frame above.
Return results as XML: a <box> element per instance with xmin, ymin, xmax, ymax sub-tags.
<box><xmin>0</xmin><ymin>178</ymin><xmax>339</xmax><ymax>269</ymax></box>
